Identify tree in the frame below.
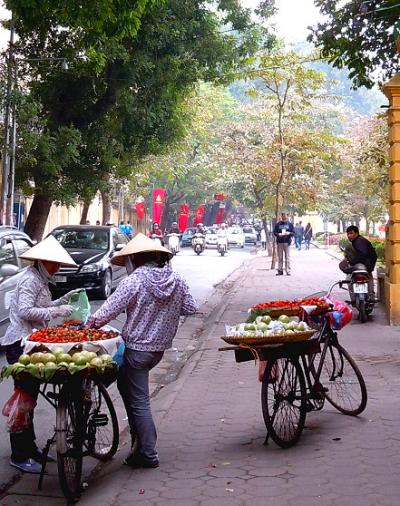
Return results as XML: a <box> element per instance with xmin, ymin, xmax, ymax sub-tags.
<box><xmin>309</xmin><ymin>0</ymin><xmax>400</xmax><ymax>88</ymax></box>
<box><xmin>5</xmin><ymin>0</ymin><xmax>271</xmax><ymax>238</ymax></box>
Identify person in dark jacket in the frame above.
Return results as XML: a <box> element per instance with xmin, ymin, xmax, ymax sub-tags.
<box><xmin>304</xmin><ymin>223</ymin><xmax>313</xmax><ymax>249</ymax></box>
<box><xmin>339</xmin><ymin>226</ymin><xmax>377</xmax><ymax>273</ymax></box>
<box><xmin>273</xmin><ymin>212</ymin><xmax>295</xmax><ymax>275</ymax></box>
<box><xmin>339</xmin><ymin>226</ymin><xmax>377</xmax><ymax>297</ymax></box>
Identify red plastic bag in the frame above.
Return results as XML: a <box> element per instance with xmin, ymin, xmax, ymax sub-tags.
<box><xmin>2</xmin><ymin>388</ymin><xmax>36</xmax><ymax>433</ymax></box>
<box><xmin>326</xmin><ymin>297</ymin><xmax>353</xmax><ymax>330</ymax></box>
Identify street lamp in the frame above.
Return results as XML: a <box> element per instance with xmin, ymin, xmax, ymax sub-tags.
<box><xmin>0</xmin><ymin>16</ymin><xmax>68</xmax><ymax>226</ymax></box>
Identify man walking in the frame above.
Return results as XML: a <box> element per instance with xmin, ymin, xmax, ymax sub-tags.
<box><xmin>294</xmin><ymin>221</ymin><xmax>304</xmax><ymax>250</ymax></box>
<box><xmin>273</xmin><ymin>212</ymin><xmax>294</xmax><ymax>276</ymax></box>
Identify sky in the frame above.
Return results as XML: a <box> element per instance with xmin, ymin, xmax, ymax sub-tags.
<box><xmin>0</xmin><ymin>0</ymin><xmax>321</xmax><ymax>49</ymax></box>
<box><xmin>242</xmin><ymin>0</ymin><xmax>322</xmax><ymax>43</ymax></box>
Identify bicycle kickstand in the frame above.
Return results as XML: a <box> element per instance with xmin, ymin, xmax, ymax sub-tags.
<box><xmin>38</xmin><ymin>432</ymin><xmax>56</xmax><ymax>490</ymax></box>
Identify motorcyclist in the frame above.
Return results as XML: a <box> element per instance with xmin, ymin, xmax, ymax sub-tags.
<box><xmin>168</xmin><ymin>222</ymin><xmax>181</xmax><ymax>235</ymax></box>
<box><xmin>148</xmin><ymin>222</ymin><xmax>164</xmax><ymax>246</ymax></box>
<box><xmin>339</xmin><ymin>225</ymin><xmax>377</xmax><ymax>296</ymax></box>
<box><xmin>195</xmin><ymin>223</ymin><xmax>206</xmax><ymax>235</ymax></box>
<box><xmin>192</xmin><ymin>223</ymin><xmax>205</xmax><ymax>250</ymax></box>
<box><xmin>217</xmin><ymin>223</ymin><xmax>228</xmax><ymax>237</ymax></box>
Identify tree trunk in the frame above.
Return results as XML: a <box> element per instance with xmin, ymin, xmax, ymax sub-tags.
<box><xmin>336</xmin><ymin>220</ymin><xmax>340</xmax><ymax>233</ymax></box>
<box><xmin>262</xmin><ymin>217</ymin><xmax>273</xmax><ymax>256</ymax></box>
<box><xmin>24</xmin><ymin>194</ymin><xmax>53</xmax><ymax>241</ymax></box>
<box><xmin>80</xmin><ymin>199</ymin><xmax>91</xmax><ymax>224</ymax></box>
<box><xmin>101</xmin><ymin>190</ymin><xmax>111</xmax><ymax>225</ymax></box>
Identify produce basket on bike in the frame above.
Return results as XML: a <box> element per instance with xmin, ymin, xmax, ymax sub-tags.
<box><xmin>221</xmin><ymin>313</ymin><xmax>316</xmax><ymax>346</ymax></box>
<box><xmin>1</xmin><ymin>323</ymin><xmax>122</xmax><ymax>384</ymax></box>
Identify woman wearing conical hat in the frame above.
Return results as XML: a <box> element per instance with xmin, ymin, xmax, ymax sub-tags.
<box><xmin>1</xmin><ymin>235</ymin><xmax>80</xmax><ymax>474</ymax></box>
<box><xmin>87</xmin><ymin>233</ymin><xmax>197</xmax><ymax>469</ymax></box>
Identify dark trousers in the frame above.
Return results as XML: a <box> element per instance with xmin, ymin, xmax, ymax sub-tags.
<box><xmin>5</xmin><ymin>341</ymin><xmax>40</xmax><ymax>462</ymax></box>
<box><xmin>117</xmin><ymin>348</ymin><xmax>163</xmax><ymax>463</ymax></box>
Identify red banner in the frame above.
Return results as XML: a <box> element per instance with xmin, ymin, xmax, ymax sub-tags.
<box><xmin>178</xmin><ymin>204</ymin><xmax>189</xmax><ymax>232</ymax></box>
<box><xmin>215</xmin><ymin>207</ymin><xmax>225</xmax><ymax>224</ymax></box>
<box><xmin>193</xmin><ymin>205</ymin><xmax>205</xmax><ymax>226</ymax></box>
<box><xmin>214</xmin><ymin>193</ymin><xmax>225</xmax><ymax>201</ymax></box>
<box><xmin>135</xmin><ymin>202</ymin><xmax>146</xmax><ymax>221</ymax></box>
<box><xmin>152</xmin><ymin>188</ymin><xmax>166</xmax><ymax>225</ymax></box>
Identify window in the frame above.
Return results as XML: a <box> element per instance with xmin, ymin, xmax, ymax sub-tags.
<box><xmin>0</xmin><ymin>238</ymin><xmax>17</xmax><ymax>267</ymax></box>
<box><xmin>13</xmin><ymin>239</ymin><xmax>33</xmax><ymax>268</ymax></box>
<box><xmin>113</xmin><ymin>232</ymin><xmax>128</xmax><ymax>248</ymax></box>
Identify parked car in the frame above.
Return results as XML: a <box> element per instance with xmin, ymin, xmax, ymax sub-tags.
<box><xmin>242</xmin><ymin>226</ymin><xmax>257</xmax><ymax>245</ymax></box>
<box><xmin>205</xmin><ymin>228</ymin><xmax>218</xmax><ymax>248</ymax></box>
<box><xmin>0</xmin><ymin>227</ymin><xmax>35</xmax><ymax>323</ymax></box>
<box><xmin>227</xmin><ymin>227</ymin><xmax>245</xmax><ymax>248</ymax></box>
<box><xmin>181</xmin><ymin>228</ymin><xmax>197</xmax><ymax>247</ymax></box>
<box><xmin>49</xmin><ymin>225</ymin><xmax>129</xmax><ymax>299</ymax></box>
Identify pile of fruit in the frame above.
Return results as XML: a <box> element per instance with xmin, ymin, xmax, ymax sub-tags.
<box><xmin>226</xmin><ymin>314</ymin><xmax>313</xmax><ymax>339</ymax></box>
<box><xmin>251</xmin><ymin>297</ymin><xmax>330</xmax><ymax>316</ymax></box>
<box><xmin>28</xmin><ymin>325</ymin><xmax>119</xmax><ymax>344</ymax></box>
<box><xmin>1</xmin><ymin>349</ymin><xmax>115</xmax><ymax>382</ymax></box>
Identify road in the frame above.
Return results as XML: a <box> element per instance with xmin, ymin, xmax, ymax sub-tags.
<box><xmin>0</xmin><ymin>244</ymin><xmax>252</xmax><ymax>492</ymax></box>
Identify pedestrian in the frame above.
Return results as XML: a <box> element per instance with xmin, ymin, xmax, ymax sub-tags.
<box><xmin>119</xmin><ymin>221</ymin><xmax>126</xmax><ymax>234</ymax></box>
<box><xmin>85</xmin><ymin>220</ymin><xmax>90</xmax><ymax>225</ymax></box>
<box><xmin>1</xmin><ymin>236</ymin><xmax>78</xmax><ymax>473</ymax></box>
<box><xmin>125</xmin><ymin>221</ymin><xmax>133</xmax><ymax>239</ymax></box>
<box><xmin>304</xmin><ymin>222</ymin><xmax>313</xmax><ymax>250</ymax></box>
<box><xmin>294</xmin><ymin>221</ymin><xmax>304</xmax><ymax>250</ymax></box>
<box><xmin>87</xmin><ymin>233</ymin><xmax>197</xmax><ymax>469</ymax></box>
<box><xmin>260</xmin><ymin>227</ymin><xmax>267</xmax><ymax>250</ymax></box>
<box><xmin>273</xmin><ymin>212</ymin><xmax>294</xmax><ymax>275</ymax></box>
<box><xmin>95</xmin><ymin>220</ymin><xmax>101</xmax><ymax>226</ymax></box>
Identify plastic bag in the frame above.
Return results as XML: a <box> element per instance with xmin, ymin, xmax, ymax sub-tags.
<box><xmin>68</xmin><ymin>290</ymin><xmax>91</xmax><ymax>324</ymax></box>
<box><xmin>113</xmin><ymin>342</ymin><xmax>125</xmax><ymax>368</ymax></box>
<box><xmin>326</xmin><ymin>297</ymin><xmax>352</xmax><ymax>330</ymax></box>
<box><xmin>2</xmin><ymin>388</ymin><xmax>36</xmax><ymax>433</ymax></box>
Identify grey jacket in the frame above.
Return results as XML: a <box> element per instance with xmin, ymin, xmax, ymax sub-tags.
<box><xmin>1</xmin><ymin>266</ymin><xmax>67</xmax><ymax>346</ymax></box>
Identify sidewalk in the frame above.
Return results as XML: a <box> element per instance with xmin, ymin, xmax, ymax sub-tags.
<box><xmin>4</xmin><ymin>247</ymin><xmax>400</xmax><ymax>505</ymax></box>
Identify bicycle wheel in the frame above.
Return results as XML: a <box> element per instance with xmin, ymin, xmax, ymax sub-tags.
<box><xmin>56</xmin><ymin>391</ymin><xmax>83</xmax><ymax>502</ymax></box>
<box><xmin>261</xmin><ymin>357</ymin><xmax>307</xmax><ymax>448</ymax></box>
<box><xmin>321</xmin><ymin>343</ymin><xmax>367</xmax><ymax>416</ymax></box>
<box><xmin>84</xmin><ymin>378</ymin><xmax>119</xmax><ymax>461</ymax></box>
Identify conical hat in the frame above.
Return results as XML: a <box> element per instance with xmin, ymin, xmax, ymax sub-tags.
<box><xmin>19</xmin><ymin>235</ymin><xmax>77</xmax><ymax>267</ymax></box>
<box><xmin>111</xmin><ymin>232</ymin><xmax>173</xmax><ymax>266</ymax></box>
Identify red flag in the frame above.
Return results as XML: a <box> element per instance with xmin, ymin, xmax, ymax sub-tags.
<box><xmin>178</xmin><ymin>204</ymin><xmax>189</xmax><ymax>232</ymax></box>
<box><xmin>193</xmin><ymin>204</ymin><xmax>205</xmax><ymax>226</ymax></box>
<box><xmin>215</xmin><ymin>207</ymin><xmax>225</xmax><ymax>224</ymax></box>
<box><xmin>152</xmin><ymin>188</ymin><xmax>166</xmax><ymax>225</ymax></box>
<box><xmin>135</xmin><ymin>202</ymin><xmax>145</xmax><ymax>221</ymax></box>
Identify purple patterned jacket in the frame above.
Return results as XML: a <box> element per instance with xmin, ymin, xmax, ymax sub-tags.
<box><xmin>88</xmin><ymin>264</ymin><xmax>197</xmax><ymax>352</ymax></box>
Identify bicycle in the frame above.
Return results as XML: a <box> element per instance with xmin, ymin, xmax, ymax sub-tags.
<box><xmin>261</xmin><ymin>280</ymin><xmax>367</xmax><ymax>448</ymax></box>
<box><xmin>38</xmin><ymin>371</ymin><xmax>119</xmax><ymax>503</ymax></box>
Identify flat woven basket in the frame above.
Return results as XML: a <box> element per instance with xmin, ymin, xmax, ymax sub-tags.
<box><xmin>221</xmin><ymin>330</ymin><xmax>315</xmax><ymax>346</ymax></box>
<box><xmin>250</xmin><ymin>307</ymin><xmax>301</xmax><ymax>318</ymax></box>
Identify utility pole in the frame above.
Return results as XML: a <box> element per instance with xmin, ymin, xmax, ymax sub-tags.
<box><xmin>1</xmin><ymin>15</ymin><xmax>15</xmax><ymax>226</ymax></box>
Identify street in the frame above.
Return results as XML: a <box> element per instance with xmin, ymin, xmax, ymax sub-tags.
<box><xmin>0</xmin><ymin>244</ymin><xmax>251</xmax><ymax>493</ymax></box>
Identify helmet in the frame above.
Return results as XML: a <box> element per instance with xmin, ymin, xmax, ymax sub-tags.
<box><xmin>172</xmin><ymin>222</ymin><xmax>178</xmax><ymax>226</ymax></box>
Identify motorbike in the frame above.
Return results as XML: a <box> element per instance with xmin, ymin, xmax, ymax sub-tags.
<box><xmin>167</xmin><ymin>233</ymin><xmax>180</xmax><ymax>256</ymax></box>
<box><xmin>217</xmin><ymin>236</ymin><xmax>228</xmax><ymax>256</ymax></box>
<box><xmin>192</xmin><ymin>233</ymin><xmax>205</xmax><ymax>255</ymax></box>
<box><xmin>149</xmin><ymin>233</ymin><xmax>163</xmax><ymax>247</ymax></box>
<box><xmin>343</xmin><ymin>263</ymin><xmax>374</xmax><ymax>323</ymax></box>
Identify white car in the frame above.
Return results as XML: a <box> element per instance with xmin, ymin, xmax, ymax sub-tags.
<box><xmin>205</xmin><ymin>229</ymin><xmax>218</xmax><ymax>248</ymax></box>
<box><xmin>227</xmin><ymin>227</ymin><xmax>245</xmax><ymax>248</ymax></box>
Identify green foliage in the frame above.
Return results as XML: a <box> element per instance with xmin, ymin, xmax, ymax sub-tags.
<box><xmin>309</xmin><ymin>0</ymin><xmax>400</xmax><ymax>88</ymax></box>
<box><xmin>4</xmin><ymin>0</ymin><xmax>272</xmax><ymax>235</ymax></box>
